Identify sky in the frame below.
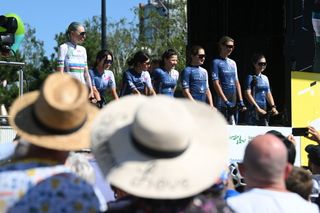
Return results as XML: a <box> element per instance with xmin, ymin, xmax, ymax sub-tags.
<box><xmin>1</xmin><ymin>0</ymin><xmax>148</xmax><ymax>56</ymax></box>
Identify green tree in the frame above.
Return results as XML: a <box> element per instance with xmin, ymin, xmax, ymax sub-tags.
<box><xmin>53</xmin><ymin>16</ymin><xmax>139</xmax><ymax>94</ymax></box>
<box><xmin>20</xmin><ymin>23</ymin><xmax>53</xmax><ymax>92</ymax></box>
<box><xmin>52</xmin><ymin>1</ymin><xmax>187</xmax><ymax>100</ymax></box>
<box><xmin>53</xmin><ymin>0</ymin><xmax>187</xmax><ymax>78</ymax></box>
<box><xmin>138</xmin><ymin>0</ymin><xmax>187</xmax><ymax>71</ymax></box>
<box><xmin>106</xmin><ymin>18</ymin><xmax>139</xmax><ymax>76</ymax></box>
<box><xmin>53</xmin><ymin>16</ymin><xmax>136</xmax><ymax>75</ymax></box>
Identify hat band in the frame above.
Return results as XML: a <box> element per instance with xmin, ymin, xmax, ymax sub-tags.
<box><xmin>32</xmin><ymin>107</ymin><xmax>87</xmax><ymax>134</ymax></box>
<box><xmin>131</xmin><ymin>133</ymin><xmax>188</xmax><ymax>158</ymax></box>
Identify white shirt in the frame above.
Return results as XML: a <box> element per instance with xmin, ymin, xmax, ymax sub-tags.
<box><xmin>227</xmin><ymin>188</ymin><xmax>319</xmax><ymax>213</ymax></box>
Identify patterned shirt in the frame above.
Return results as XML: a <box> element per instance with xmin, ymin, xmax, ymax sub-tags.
<box><xmin>0</xmin><ymin>160</ymin><xmax>103</xmax><ymax>213</ymax></box>
<box><xmin>57</xmin><ymin>42</ymin><xmax>88</xmax><ymax>85</ymax></box>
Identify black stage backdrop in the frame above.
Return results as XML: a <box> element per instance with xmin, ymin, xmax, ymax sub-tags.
<box><xmin>187</xmin><ymin>0</ymin><xmax>316</xmax><ymax>126</ymax></box>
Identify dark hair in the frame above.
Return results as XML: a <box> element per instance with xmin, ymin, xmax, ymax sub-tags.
<box><xmin>107</xmin><ymin>194</ymin><xmax>234</xmax><ymax>213</ymax></box>
<box><xmin>94</xmin><ymin>49</ymin><xmax>113</xmax><ymax>67</ymax></box>
<box><xmin>128</xmin><ymin>51</ymin><xmax>150</xmax><ymax>67</ymax></box>
<box><xmin>251</xmin><ymin>53</ymin><xmax>266</xmax><ymax>65</ymax></box>
<box><xmin>187</xmin><ymin>45</ymin><xmax>204</xmax><ymax>65</ymax></box>
<box><xmin>151</xmin><ymin>58</ymin><xmax>161</xmax><ymax>66</ymax></box>
<box><xmin>160</xmin><ymin>49</ymin><xmax>178</xmax><ymax>68</ymax></box>
<box><xmin>266</xmin><ymin>130</ymin><xmax>296</xmax><ymax>164</ymax></box>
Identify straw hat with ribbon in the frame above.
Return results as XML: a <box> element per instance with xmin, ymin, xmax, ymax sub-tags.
<box><xmin>9</xmin><ymin>73</ymin><xmax>98</xmax><ymax>151</ymax></box>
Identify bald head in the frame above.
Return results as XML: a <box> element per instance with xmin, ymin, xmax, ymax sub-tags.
<box><xmin>243</xmin><ymin>134</ymin><xmax>289</xmax><ymax>186</ymax></box>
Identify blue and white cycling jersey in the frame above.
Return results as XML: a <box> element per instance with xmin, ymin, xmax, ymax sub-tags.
<box><xmin>245</xmin><ymin>73</ymin><xmax>270</xmax><ymax>109</ymax></box>
<box><xmin>181</xmin><ymin>65</ymin><xmax>209</xmax><ymax>102</ymax></box>
<box><xmin>89</xmin><ymin>68</ymin><xmax>116</xmax><ymax>97</ymax></box>
<box><xmin>120</xmin><ymin>68</ymin><xmax>153</xmax><ymax>96</ymax></box>
<box><xmin>153</xmin><ymin>68</ymin><xmax>179</xmax><ymax>96</ymax></box>
<box><xmin>212</xmin><ymin>57</ymin><xmax>238</xmax><ymax>107</ymax></box>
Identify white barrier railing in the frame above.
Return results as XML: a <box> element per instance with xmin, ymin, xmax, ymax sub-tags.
<box><xmin>227</xmin><ymin>125</ymin><xmax>300</xmax><ymax>166</ymax></box>
<box><xmin>0</xmin><ymin>125</ymin><xmax>300</xmax><ymax>166</ymax></box>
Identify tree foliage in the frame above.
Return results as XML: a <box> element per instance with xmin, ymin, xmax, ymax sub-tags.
<box><xmin>0</xmin><ymin>0</ymin><xmax>187</xmax><ymax>108</ymax></box>
<box><xmin>138</xmin><ymin>0</ymin><xmax>187</xmax><ymax>71</ymax></box>
<box><xmin>20</xmin><ymin>24</ymin><xmax>53</xmax><ymax>92</ymax></box>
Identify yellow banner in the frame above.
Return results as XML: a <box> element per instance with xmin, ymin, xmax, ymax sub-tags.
<box><xmin>291</xmin><ymin>71</ymin><xmax>320</xmax><ymax>166</ymax></box>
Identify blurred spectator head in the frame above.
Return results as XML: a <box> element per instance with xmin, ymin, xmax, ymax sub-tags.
<box><xmin>92</xmin><ymin>95</ymin><xmax>229</xmax><ymax>200</ymax></box>
<box><xmin>286</xmin><ymin>166</ymin><xmax>313</xmax><ymax>200</ymax></box>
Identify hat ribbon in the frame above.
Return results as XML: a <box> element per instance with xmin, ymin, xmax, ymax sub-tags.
<box><xmin>131</xmin><ymin>133</ymin><xmax>189</xmax><ymax>159</ymax></box>
<box><xmin>32</xmin><ymin>107</ymin><xmax>87</xmax><ymax>135</ymax></box>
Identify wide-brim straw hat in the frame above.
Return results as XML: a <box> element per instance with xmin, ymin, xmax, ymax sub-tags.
<box><xmin>9</xmin><ymin>73</ymin><xmax>98</xmax><ymax>151</ymax></box>
<box><xmin>91</xmin><ymin>95</ymin><xmax>229</xmax><ymax>199</ymax></box>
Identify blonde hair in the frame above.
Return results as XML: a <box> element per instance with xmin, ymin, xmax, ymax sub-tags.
<box><xmin>218</xmin><ymin>36</ymin><xmax>234</xmax><ymax>45</ymax></box>
<box><xmin>218</xmin><ymin>36</ymin><xmax>234</xmax><ymax>53</ymax></box>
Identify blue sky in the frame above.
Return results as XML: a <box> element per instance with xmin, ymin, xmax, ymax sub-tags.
<box><xmin>1</xmin><ymin>0</ymin><xmax>148</xmax><ymax>56</ymax></box>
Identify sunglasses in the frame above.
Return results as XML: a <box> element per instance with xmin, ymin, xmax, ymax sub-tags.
<box><xmin>257</xmin><ymin>62</ymin><xmax>267</xmax><ymax>66</ymax></box>
<box><xmin>197</xmin><ymin>54</ymin><xmax>206</xmax><ymax>59</ymax></box>
<box><xmin>104</xmin><ymin>59</ymin><xmax>113</xmax><ymax>64</ymax></box>
<box><xmin>76</xmin><ymin>31</ymin><xmax>86</xmax><ymax>36</ymax></box>
<box><xmin>224</xmin><ymin>44</ymin><xmax>234</xmax><ymax>49</ymax></box>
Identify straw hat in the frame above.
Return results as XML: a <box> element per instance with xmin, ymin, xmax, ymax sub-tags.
<box><xmin>91</xmin><ymin>95</ymin><xmax>229</xmax><ymax>199</ymax></box>
<box><xmin>9</xmin><ymin>73</ymin><xmax>98</xmax><ymax>151</ymax></box>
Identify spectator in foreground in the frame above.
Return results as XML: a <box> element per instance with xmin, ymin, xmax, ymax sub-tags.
<box><xmin>91</xmin><ymin>95</ymin><xmax>233</xmax><ymax>212</ymax></box>
<box><xmin>266</xmin><ymin>130</ymin><xmax>296</xmax><ymax>165</ymax></box>
<box><xmin>305</xmin><ymin>144</ymin><xmax>320</xmax><ymax>207</ymax></box>
<box><xmin>0</xmin><ymin>73</ymin><xmax>106</xmax><ymax>212</ymax></box>
<box><xmin>286</xmin><ymin>166</ymin><xmax>313</xmax><ymax>201</ymax></box>
<box><xmin>227</xmin><ymin>134</ymin><xmax>318</xmax><ymax>213</ymax></box>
